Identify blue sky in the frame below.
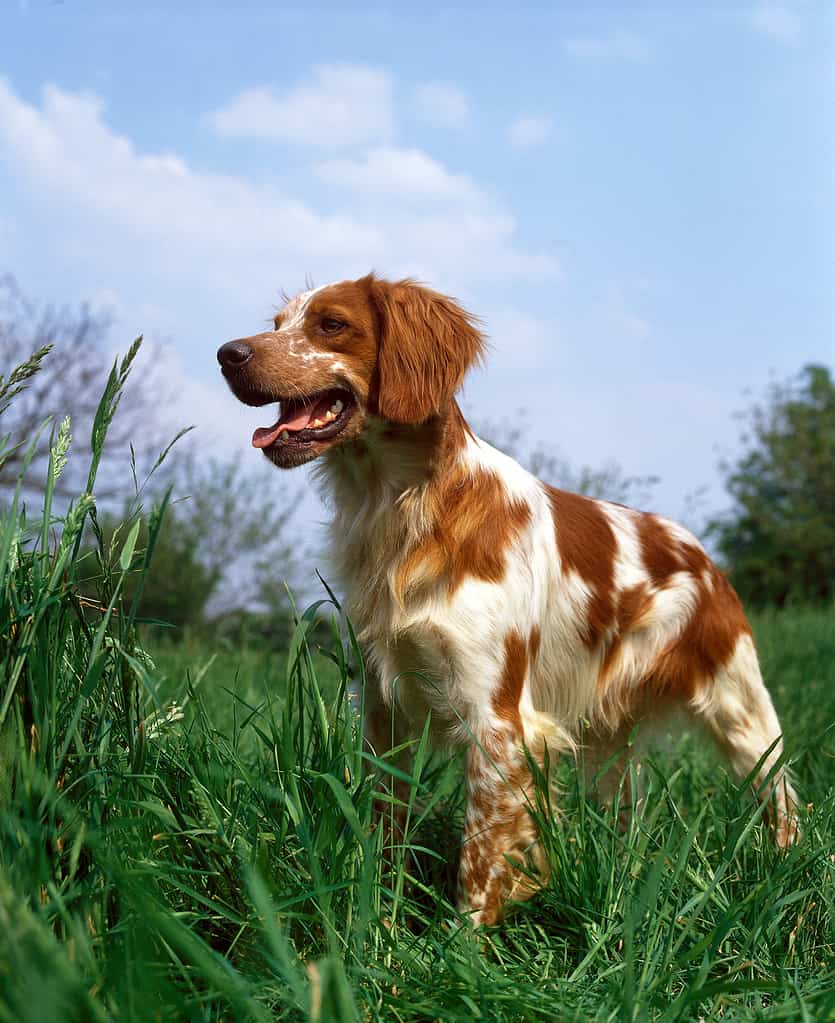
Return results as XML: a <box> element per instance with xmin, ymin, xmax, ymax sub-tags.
<box><xmin>1</xmin><ymin>1</ymin><xmax>832</xmax><ymax>546</ymax></box>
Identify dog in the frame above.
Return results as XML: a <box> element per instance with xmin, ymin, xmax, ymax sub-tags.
<box><xmin>218</xmin><ymin>274</ymin><xmax>799</xmax><ymax>927</ymax></box>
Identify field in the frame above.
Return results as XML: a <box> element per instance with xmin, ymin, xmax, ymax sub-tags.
<box><xmin>1</xmin><ymin>356</ymin><xmax>834</xmax><ymax>1022</ymax></box>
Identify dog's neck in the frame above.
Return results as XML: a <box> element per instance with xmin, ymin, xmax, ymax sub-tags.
<box><xmin>316</xmin><ymin>399</ymin><xmax>474</xmax><ymax>622</ymax></box>
<box><xmin>320</xmin><ymin>399</ymin><xmax>471</xmax><ymax>503</ymax></box>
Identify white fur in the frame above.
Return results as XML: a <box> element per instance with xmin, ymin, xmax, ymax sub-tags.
<box><xmin>321</xmin><ymin>414</ymin><xmax>797</xmax><ymax>840</ymax></box>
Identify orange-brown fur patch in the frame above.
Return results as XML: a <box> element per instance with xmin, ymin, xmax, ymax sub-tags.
<box><xmin>637</xmin><ymin>512</ymin><xmax>710</xmax><ymax>582</ymax></box>
<box><xmin>616</xmin><ymin>582</ymin><xmax>655</xmax><ymax>632</ymax></box>
<box><xmin>547</xmin><ymin>487</ymin><xmax>617</xmax><ymax>647</ymax></box>
<box><xmin>598</xmin><ymin>582</ymin><xmax>654</xmax><ymax>681</ymax></box>
<box><xmin>241</xmin><ymin>278</ymin><xmax>381</xmax><ymax>403</ymax></box>
<box><xmin>632</xmin><ymin>513</ymin><xmax>752</xmax><ymax>698</ymax></box>
<box><xmin>647</xmin><ymin>566</ymin><xmax>751</xmax><ymax>698</ymax></box>
<box><xmin>368</xmin><ymin>277</ymin><xmax>485</xmax><ymax>424</ymax></box>
<box><xmin>395</xmin><ymin>468</ymin><xmax>532</xmax><ymax>600</ymax></box>
<box><xmin>492</xmin><ymin>631</ymin><xmax>529</xmax><ymax>728</ymax></box>
<box><xmin>528</xmin><ymin>625</ymin><xmax>541</xmax><ymax>668</ymax></box>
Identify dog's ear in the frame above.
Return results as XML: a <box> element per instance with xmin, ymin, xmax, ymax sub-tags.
<box><xmin>368</xmin><ymin>277</ymin><xmax>485</xmax><ymax>424</ymax></box>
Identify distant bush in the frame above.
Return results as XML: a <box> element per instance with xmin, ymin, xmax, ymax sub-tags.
<box><xmin>78</xmin><ymin>452</ymin><xmax>301</xmax><ymax>639</ymax></box>
<box><xmin>708</xmin><ymin>364</ymin><xmax>835</xmax><ymax>606</ymax></box>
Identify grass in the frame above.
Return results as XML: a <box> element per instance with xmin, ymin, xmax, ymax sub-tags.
<box><xmin>1</xmin><ymin>346</ymin><xmax>834</xmax><ymax>1022</ymax></box>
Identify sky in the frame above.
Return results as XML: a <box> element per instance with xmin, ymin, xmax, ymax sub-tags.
<box><xmin>1</xmin><ymin>1</ymin><xmax>833</xmax><ymax>570</ymax></box>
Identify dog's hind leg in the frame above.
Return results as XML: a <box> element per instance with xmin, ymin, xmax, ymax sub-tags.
<box><xmin>581</xmin><ymin>722</ymin><xmax>640</xmax><ymax>829</ymax></box>
<box><xmin>688</xmin><ymin>633</ymin><xmax>800</xmax><ymax>847</ymax></box>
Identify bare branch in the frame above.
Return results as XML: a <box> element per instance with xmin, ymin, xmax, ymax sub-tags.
<box><xmin>0</xmin><ymin>275</ymin><xmax>175</xmax><ymax>499</ymax></box>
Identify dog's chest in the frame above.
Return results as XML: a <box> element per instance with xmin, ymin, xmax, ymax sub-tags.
<box><xmin>338</xmin><ymin>527</ymin><xmax>433</xmax><ymax>648</ymax></box>
<box><xmin>330</xmin><ymin>495</ymin><xmax>413</xmax><ymax>631</ymax></box>
<box><xmin>330</xmin><ymin>501</ymin><xmax>460</xmax><ymax>719</ymax></box>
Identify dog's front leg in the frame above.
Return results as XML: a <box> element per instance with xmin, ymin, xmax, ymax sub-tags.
<box><xmin>458</xmin><ymin>728</ymin><xmax>548</xmax><ymax>928</ymax></box>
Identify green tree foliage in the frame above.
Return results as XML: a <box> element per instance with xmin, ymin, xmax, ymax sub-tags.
<box><xmin>708</xmin><ymin>364</ymin><xmax>835</xmax><ymax>606</ymax></box>
<box><xmin>157</xmin><ymin>452</ymin><xmax>300</xmax><ymax>620</ymax></box>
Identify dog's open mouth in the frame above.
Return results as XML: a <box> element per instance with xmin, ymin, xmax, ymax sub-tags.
<box><xmin>252</xmin><ymin>388</ymin><xmax>356</xmax><ymax>450</ymax></box>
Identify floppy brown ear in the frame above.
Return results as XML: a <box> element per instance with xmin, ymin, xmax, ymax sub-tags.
<box><xmin>369</xmin><ymin>277</ymin><xmax>485</xmax><ymax>424</ymax></box>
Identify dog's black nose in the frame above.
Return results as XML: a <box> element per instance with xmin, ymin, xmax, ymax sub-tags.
<box><xmin>217</xmin><ymin>340</ymin><xmax>253</xmax><ymax>369</ymax></box>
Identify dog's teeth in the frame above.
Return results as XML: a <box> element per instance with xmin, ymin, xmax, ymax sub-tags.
<box><xmin>279</xmin><ymin>430</ymin><xmax>289</xmax><ymax>441</ymax></box>
<box><xmin>310</xmin><ymin>417</ymin><xmax>324</xmax><ymax>428</ymax></box>
<box><xmin>331</xmin><ymin>399</ymin><xmax>344</xmax><ymax>414</ymax></box>
<box><xmin>323</xmin><ymin>409</ymin><xmax>336</xmax><ymax>422</ymax></box>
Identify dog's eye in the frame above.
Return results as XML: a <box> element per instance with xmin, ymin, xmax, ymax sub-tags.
<box><xmin>320</xmin><ymin>317</ymin><xmax>346</xmax><ymax>334</ymax></box>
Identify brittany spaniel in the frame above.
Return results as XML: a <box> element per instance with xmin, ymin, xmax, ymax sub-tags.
<box><xmin>218</xmin><ymin>274</ymin><xmax>798</xmax><ymax>927</ymax></box>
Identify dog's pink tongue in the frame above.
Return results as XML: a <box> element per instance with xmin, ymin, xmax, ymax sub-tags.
<box><xmin>252</xmin><ymin>397</ymin><xmax>329</xmax><ymax>448</ymax></box>
<box><xmin>252</xmin><ymin>422</ymin><xmax>284</xmax><ymax>448</ymax></box>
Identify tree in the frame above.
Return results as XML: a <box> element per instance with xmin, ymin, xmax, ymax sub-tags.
<box><xmin>0</xmin><ymin>274</ymin><xmax>171</xmax><ymax>497</ymax></box>
<box><xmin>154</xmin><ymin>451</ymin><xmax>301</xmax><ymax>621</ymax></box>
<box><xmin>707</xmin><ymin>364</ymin><xmax>835</xmax><ymax>606</ymax></box>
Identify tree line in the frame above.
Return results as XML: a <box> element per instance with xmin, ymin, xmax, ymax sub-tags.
<box><xmin>1</xmin><ymin>275</ymin><xmax>832</xmax><ymax>637</ymax></box>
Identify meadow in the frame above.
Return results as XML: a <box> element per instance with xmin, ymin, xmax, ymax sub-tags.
<box><xmin>1</xmin><ymin>349</ymin><xmax>833</xmax><ymax>1022</ymax></box>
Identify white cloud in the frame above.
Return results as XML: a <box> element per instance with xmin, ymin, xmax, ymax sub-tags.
<box><xmin>412</xmin><ymin>81</ymin><xmax>471</xmax><ymax>127</ymax></box>
<box><xmin>506</xmin><ymin>113</ymin><xmax>553</xmax><ymax>151</ymax></box>
<box><xmin>0</xmin><ymin>79</ymin><xmax>379</xmax><ymax>269</ymax></box>
<box><xmin>315</xmin><ymin>147</ymin><xmax>485</xmax><ymax>204</ymax></box>
<box><xmin>563</xmin><ymin>31</ymin><xmax>649</xmax><ymax>61</ymax></box>
<box><xmin>380</xmin><ymin>209</ymin><xmax>561</xmax><ymax>285</ymax></box>
<box><xmin>0</xmin><ymin>76</ymin><xmax>560</xmax><ymax>318</ymax></box>
<box><xmin>0</xmin><ymin>72</ymin><xmax>557</xmax><ymax>559</ymax></box>
<box><xmin>749</xmin><ymin>3</ymin><xmax>801</xmax><ymax>45</ymax></box>
<box><xmin>206</xmin><ymin>64</ymin><xmax>395</xmax><ymax>149</ymax></box>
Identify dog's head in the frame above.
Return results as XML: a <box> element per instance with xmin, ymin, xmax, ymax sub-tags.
<box><xmin>218</xmin><ymin>274</ymin><xmax>484</xmax><ymax>468</ymax></box>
